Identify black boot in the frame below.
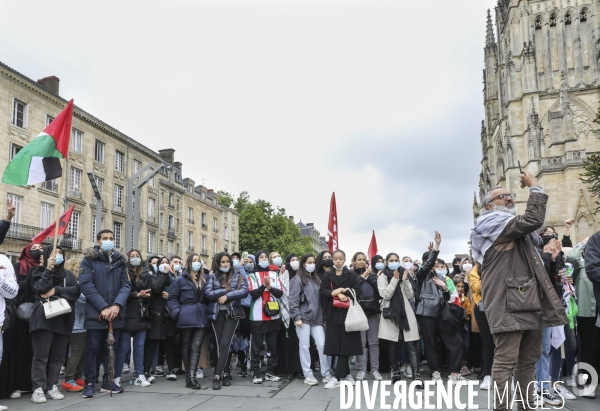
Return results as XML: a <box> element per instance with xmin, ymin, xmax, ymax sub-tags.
<box><xmin>185</xmin><ymin>373</ymin><xmax>193</xmax><ymax>388</ymax></box>
<box><xmin>391</xmin><ymin>367</ymin><xmax>401</xmax><ymax>384</ymax></box>
<box><xmin>213</xmin><ymin>376</ymin><xmax>221</xmax><ymax>390</ymax></box>
<box><xmin>239</xmin><ymin>366</ymin><xmax>248</xmax><ymax>377</ymax></box>
<box><xmin>413</xmin><ymin>371</ymin><xmax>423</xmax><ymax>389</ymax></box>
<box><xmin>222</xmin><ymin>373</ymin><xmax>232</xmax><ymax>386</ymax></box>
<box><xmin>188</xmin><ymin>370</ymin><xmax>200</xmax><ymax>389</ymax></box>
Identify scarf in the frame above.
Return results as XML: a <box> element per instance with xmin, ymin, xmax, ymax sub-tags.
<box><xmin>42</xmin><ymin>245</ymin><xmax>67</xmax><ymax>284</ymax></box>
<box><xmin>18</xmin><ymin>243</ymin><xmax>41</xmax><ymax>276</ymax></box>
<box><xmin>383</xmin><ymin>267</ymin><xmax>410</xmax><ymax>332</ymax></box>
<box><xmin>285</xmin><ymin>254</ymin><xmax>298</xmax><ymax>280</ymax></box>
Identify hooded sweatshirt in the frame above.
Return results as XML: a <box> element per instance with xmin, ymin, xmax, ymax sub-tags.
<box><xmin>0</xmin><ymin>254</ymin><xmax>18</xmax><ymax>325</ymax></box>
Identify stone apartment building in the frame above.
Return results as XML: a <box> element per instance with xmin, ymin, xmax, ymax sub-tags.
<box><xmin>475</xmin><ymin>1</ymin><xmax>600</xmax><ymax>243</ymax></box>
<box><xmin>296</xmin><ymin>220</ymin><xmax>329</xmax><ymax>254</ymax></box>
<box><xmin>0</xmin><ymin>60</ymin><xmax>238</xmax><ymax>266</ymax></box>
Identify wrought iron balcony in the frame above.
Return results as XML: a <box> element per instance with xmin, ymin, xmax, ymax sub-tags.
<box><xmin>6</xmin><ymin>222</ymin><xmax>82</xmax><ymax>249</ymax></box>
<box><xmin>188</xmin><ymin>246</ymin><xmax>195</xmax><ymax>251</ymax></box>
<box><xmin>188</xmin><ymin>218</ymin><xmax>194</xmax><ymax>224</ymax></box>
<box><xmin>202</xmin><ymin>223</ymin><xmax>207</xmax><ymax>229</ymax></box>
<box><xmin>69</xmin><ymin>189</ymin><xmax>82</xmax><ymax>199</ymax></box>
<box><xmin>201</xmin><ymin>248</ymin><xmax>208</xmax><ymax>255</ymax></box>
<box><xmin>40</xmin><ymin>181</ymin><xmax>58</xmax><ymax>192</ymax></box>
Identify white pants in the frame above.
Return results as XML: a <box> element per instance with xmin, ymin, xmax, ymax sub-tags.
<box><xmin>296</xmin><ymin>324</ymin><xmax>332</xmax><ymax>378</ymax></box>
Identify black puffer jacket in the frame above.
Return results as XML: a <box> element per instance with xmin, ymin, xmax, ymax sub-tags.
<box><xmin>123</xmin><ymin>268</ymin><xmax>153</xmax><ymax>332</ymax></box>
<box><xmin>146</xmin><ymin>267</ymin><xmax>172</xmax><ymax>340</ymax></box>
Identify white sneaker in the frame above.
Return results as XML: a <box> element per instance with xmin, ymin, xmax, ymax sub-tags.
<box><xmin>356</xmin><ymin>371</ymin><xmax>366</xmax><ymax>381</ymax></box>
<box><xmin>540</xmin><ymin>389</ymin><xmax>562</xmax><ymax>406</ymax></box>
<box><xmin>31</xmin><ymin>388</ymin><xmax>47</xmax><ymax>404</ymax></box>
<box><xmin>554</xmin><ymin>384</ymin><xmax>576</xmax><ymax>400</ymax></box>
<box><xmin>46</xmin><ymin>385</ymin><xmax>64</xmax><ymax>400</ymax></box>
<box><xmin>324</xmin><ymin>377</ymin><xmax>339</xmax><ymax>389</ymax></box>
<box><xmin>0</xmin><ymin>404</ymin><xmax>7</xmax><ymax>411</ymax></box>
<box><xmin>480</xmin><ymin>375</ymin><xmax>491</xmax><ymax>390</ymax></box>
<box><xmin>448</xmin><ymin>374</ymin><xmax>467</xmax><ymax>384</ymax></box>
<box><xmin>113</xmin><ymin>377</ymin><xmax>121</xmax><ymax>388</ymax></box>
<box><xmin>404</xmin><ymin>366</ymin><xmax>413</xmax><ymax>378</ymax></box>
<box><xmin>196</xmin><ymin>369</ymin><xmax>204</xmax><ymax>379</ymax></box>
<box><xmin>134</xmin><ymin>374</ymin><xmax>151</xmax><ymax>387</ymax></box>
<box><xmin>122</xmin><ymin>363</ymin><xmax>130</xmax><ymax>374</ymax></box>
<box><xmin>304</xmin><ymin>375</ymin><xmax>318</xmax><ymax>386</ymax></box>
<box><xmin>432</xmin><ymin>371</ymin><xmax>442</xmax><ymax>382</ymax></box>
<box><xmin>400</xmin><ymin>364</ymin><xmax>406</xmax><ymax>373</ymax></box>
<box><xmin>145</xmin><ymin>373</ymin><xmax>155</xmax><ymax>383</ymax></box>
<box><xmin>566</xmin><ymin>376</ymin><xmax>576</xmax><ymax>387</ymax></box>
<box><xmin>577</xmin><ymin>374</ymin><xmax>587</xmax><ymax>386</ymax></box>
<box><xmin>10</xmin><ymin>390</ymin><xmax>21</xmax><ymax>399</ymax></box>
<box><xmin>60</xmin><ymin>366</ymin><xmax>65</xmax><ymax>375</ymax></box>
<box><xmin>345</xmin><ymin>374</ymin><xmax>355</xmax><ymax>385</ymax></box>
<box><xmin>322</xmin><ymin>374</ymin><xmax>333</xmax><ymax>384</ymax></box>
<box><xmin>371</xmin><ymin>370</ymin><xmax>383</xmax><ymax>381</ymax></box>
<box><xmin>166</xmin><ymin>370</ymin><xmax>177</xmax><ymax>381</ymax></box>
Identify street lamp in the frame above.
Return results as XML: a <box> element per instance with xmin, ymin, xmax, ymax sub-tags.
<box><xmin>124</xmin><ymin>160</ymin><xmax>171</xmax><ymax>252</ymax></box>
<box><xmin>87</xmin><ymin>171</ymin><xmax>102</xmax><ymax>240</ymax></box>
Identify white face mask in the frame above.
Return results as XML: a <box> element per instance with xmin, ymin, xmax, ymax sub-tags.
<box><xmin>462</xmin><ymin>264</ymin><xmax>473</xmax><ymax>272</ymax></box>
<box><xmin>305</xmin><ymin>264</ymin><xmax>316</xmax><ymax>273</ymax></box>
<box><xmin>290</xmin><ymin>261</ymin><xmax>300</xmax><ymax>271</ymax></box>
<box><xmin>435</xmin><ymin>269</ymin><xmax>446</xmax><ymax>276</ymax></box>
<box><xmin>402</xmin><ymin>262</ymin><xmax>413</xmax><ymax>270</ymax></box>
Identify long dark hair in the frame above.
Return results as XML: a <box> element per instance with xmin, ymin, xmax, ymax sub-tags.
<box><xmin>185</xmin><ymin>253</ymin><xmax>206</xmax><ymax>288</ymax></box>
<box><xmin>212</xmin><ymin>252</ymin><xmax>235</xmax><ymax>292</ymax></box>
<box><xmin>127</xmin><ymin>249</ymin><xmax>144</xmax><ymax>282</ymax></box>
<box><xmin>147</xmin><ymin>255</ymin><xmax>160</xmax><ymax>274</ymax></box>
<box><xmin>296</xmin><ymin>253</ymin><xmax>320</xmax><ymax>286</ymax></box>
<box><xmin>315</xmin><ymin>250</ymin><xmax>332</xmax><ymax>277</ymax></box>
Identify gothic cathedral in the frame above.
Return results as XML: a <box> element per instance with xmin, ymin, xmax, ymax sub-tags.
<box><xmin>475</xmin><ymin>0</ymin><xmax>600</xmax><ymax>242</ymax></box>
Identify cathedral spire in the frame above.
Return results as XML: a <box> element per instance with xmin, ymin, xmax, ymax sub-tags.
<box><xmin>485</xmin><ymin>9</ymin><xmax>496</xmax><ymax>48</ymax></box>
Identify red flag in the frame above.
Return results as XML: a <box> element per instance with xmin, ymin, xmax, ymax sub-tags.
<box><xmin>367</xmin><ymin>230</ymin><xmax>378</xmax><ymax>262</ymax></box>
<box><xmin>32</xmin><ymin>205</ymin><xmax>75</xmax><ymax>244</ymax></box>
<box><xmin>327</xmin><ymin>192</ymin><xmax>338</xmax><ymax>252</ymax></box>
<box><xmin>44</xmin><ymin>99</ymin><xmax>74</xmax><ymax>158</ymax></box>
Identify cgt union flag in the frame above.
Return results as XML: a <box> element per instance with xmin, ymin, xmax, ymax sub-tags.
<box><xmin>367</xmin><ymin>230</ymin><xmax>378</xmax><ymax>262</ymax></box>
<box><xmin>2</xmin><ymin>99</ymin><xmax>73</xmax><ymax>186</ymax></box>
<box><xmin>32</xmin><ymin>205</ymin><xmax>76</xmax><ymax>244</ymax></box>
<box><xmin>328</xmin><ymin>192</ymin><xmax>338</xmax><ymax>252</ymax></box>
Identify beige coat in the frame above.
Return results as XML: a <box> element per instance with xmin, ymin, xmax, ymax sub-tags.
<box><xmin>377</xmin><ymin>274</ymin><xmax>420</xmax><ymax>342</ymax></box>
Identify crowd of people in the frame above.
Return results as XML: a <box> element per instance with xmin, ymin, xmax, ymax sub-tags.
<box><xmin>0</xmin><ymin>170</ymin><xmax>599</xmax><ymax>410</ymax></box>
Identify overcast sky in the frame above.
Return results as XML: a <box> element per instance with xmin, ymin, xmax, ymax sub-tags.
<box><xmin>1</xmin><ymin>0</ymin><xmax>493</xmax><ymax>263</ymax></box>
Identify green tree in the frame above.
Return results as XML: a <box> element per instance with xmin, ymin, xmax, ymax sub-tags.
<box><xmin>232</xmin><ymin>192</ymin><xmax>314</xmax><ymax>256</ymax></box>
<box><xmin>217</xmin><ymin>190</ymin><xmax>234</xmax><ymax>208</ymax></box>
<box><xmin>581</xmin><ymin>152</ymin><xmax>600</xmax><ymax>214</ymax></box>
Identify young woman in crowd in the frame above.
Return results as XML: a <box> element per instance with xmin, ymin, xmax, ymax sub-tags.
<box><xmin>114</xmin><ymin>250</ymin><xmax>153</xmax><ymax>388</ymax></box>
<box><xmin>143</xmin><ymin>256</ymin><xmax>172</xmax><ymax>381</ymax></box>
<box><xmin>315</xmin><ymin>251</ymin><xmax>333</xmax><ymax>280</ymax></box>
<box><xmin>233</xmin><ymin>253</ymin><xmax>254</xmax><ymax>377</ymax></box>
<box><xmin>246</xmin><ymin>251</ymin><xmax>284</xmax><ymax>384</ymax></box>
<box><xmin>469</xmin><ymin>263</ymin><xmax>494</xmax><ymax>390</ymax></box>
<box><xmin>453</xmin><ymin>273</ymin><xmax>472</xmax><ymax>377</ymax></box>
<box><xmin>319</xmin><ymin>249</ymin><xmax>363</xmax><ymax>388</ymax></box>
<box><xmin>276</xmin><ymin>254</ymin><xmax>303</xmax><ymax>379</ymax></box>
<box><xmin>0</xmin><ymin>243</ymin><xmax>40</xmax><ymax>401</ymax></box>
<box><xmin>168</xmin><ymin>253</ymin><xmax>209</xmax><ymax>389</ymax></box>
<box><xmin>378</xmin><ymin>253</ymin><xmax>421</xmax><ymax>385</ymax></box>
<box><xmin>61</xmin><ymin>257</ymin><xmax>86</xmax><ymax>392</ymax></box>
<box><xmin>29</xmin><ymin>245</ymin><xmax>80</xmax><ymax>404</ymax></box>
<box><xmin>157</xmin><ymin>256</ymin><xmax>183</xmax><ymax>381</ymax></box>
<box><xmin>205</xmin><ymin>252</ymin><xmax>248</xmax><ymax>390</ymax></box>
<box><xmin>352</xmin><ymin>252</ymin><xmax>381</xmax><ymax>381</ymax></box>
<box><xmin>415</xmin><ymin>233</ymin><xmax>465</xmax><ymax>383</ymax></box>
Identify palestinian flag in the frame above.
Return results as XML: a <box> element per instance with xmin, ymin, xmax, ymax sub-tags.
<box><xmin>2</xmin><ymin>99</ymin><xmax>73</xmax><ymax>186</ymax></box>
<box><xmin>32</xmin><ymin>205</ymin><xmax>75</xmax><ymax>244</ymax></box>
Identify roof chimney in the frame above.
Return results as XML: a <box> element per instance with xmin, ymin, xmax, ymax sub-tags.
<box><xmin>289</xmin><ymin>216</ymin><xmax>294</xmax><ymax>222</ymax></box>
<box><xmin>37</xmin><ymin>76</ymin><xmax>60</xmax><ymax>95</ymax></box>
<box><xmin>158</xmin><ymin>149</ymin><xmax>175</xmax><ymax>164</ymax></box>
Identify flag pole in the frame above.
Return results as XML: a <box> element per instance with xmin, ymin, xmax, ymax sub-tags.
<box><xmin>52</xmin><ymin>157</ymin><xmax>67</xmax><ymax>251</ymax></box>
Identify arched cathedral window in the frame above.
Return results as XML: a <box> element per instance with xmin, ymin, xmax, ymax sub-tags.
<box><xmin>549</xmin><ymin>14</ymin><xmax>557</xmax><ymax>27</ymax></box>
<box><xmin>535</xmin><ymin>16</ymin><xmax>542</xmax><ymax>30</ymax></box>
<box><xmin>565</xmin><ymin>13</ymin><xmax>572</xmax><ymax>25</ymax></box>
<box><xmin>580</xmin><ymin>9</ymin><xmax>589</xmax><ymax>23</ymax></box>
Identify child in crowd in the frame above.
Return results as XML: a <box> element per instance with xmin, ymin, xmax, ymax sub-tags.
<box><xmin>454</xmin><ymin>274</ymin><xmax>471</xmax><ymax>376</ymax></box>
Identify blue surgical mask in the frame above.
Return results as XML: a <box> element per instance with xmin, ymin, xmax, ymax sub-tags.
<box><xmin>273</xmin><ymin>257</ymin><xmax>282</xmax><ymax>267</ymax></box>
<box><xmin>259</xmin><ymin>260</ymin><xmax>269</xmax><ymax>269</ymax></box>
<box><xmin>435</xmin><ymin>269</ymin><xmax>447</xmax><ymax>276</ymax></box>
<box><xmin>152</xmin><ymin>264</ymin><xmax>158</xmax><ymax>273</ymax></box>
<box><xmin>388</xmin><ymin>262</ymin><xmax>401</xmax><ymax>271</ymax></box>
<box><xmin>232</xmin><ymin>259</ymin><xmax>240</xmax><ymax>267</ymax></box>
<box><xmin>220</xmin><ymin>266</ymin><xmax>230</xmax><ymax>273</ymax></box>
<box><xmin>55</xmin><ymin>254</ymin><xmax>64</xmax><ymax>265</ymax></box>
<box><xmin>130</xmin><ymin>257</ymin><xmax>141</xmax><ymax>267</ymax></box>
<box><xmin>244</xmin><ymin>263</ymin><xmax>255</xmax><ymax>272</ymax></box>
<box><xmin>192</xmin><ymin>262</ymin><xmax>202</xmax><ymax>272</ymax></box>
<box><xmin>375</xmin><ymin>262</ymin><xmax>385</xmax><ymax>270</ymax></box>
<box><xmin>174</xmin><ymin>264</ymin><xmax>181</xmax><ymax>272</ymax></box>
<box><xmin>101</xmin><ymin>240</ymin><xmax>114</xmax><ymax>251</ymax></box>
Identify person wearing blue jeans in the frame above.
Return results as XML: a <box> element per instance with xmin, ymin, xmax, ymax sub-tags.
<box><xmin>288</xmin><ymin>254</ymin><xmax>333</xmax><ymax>385</ymax></box>
<box><xmin>114</xmin><ymin>250</ymin><xmax>153</xmax><ymax>387</ymax></box>
<box><xmin>79</xmin><ymin>230</ymin><xmax>131</xmax><ymax>398</ymax></box>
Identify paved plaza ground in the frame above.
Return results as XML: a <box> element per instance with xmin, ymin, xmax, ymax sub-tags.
<box><xmin>3</xmin><ymin>365</ymin><xmax>598</xmax><ymax>411</ymax></box>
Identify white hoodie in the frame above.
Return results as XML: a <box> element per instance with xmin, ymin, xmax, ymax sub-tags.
<box><xmin>0</xmin><ymin>254</ymin><xmax>18</xmax><ymax>326</ymax></box>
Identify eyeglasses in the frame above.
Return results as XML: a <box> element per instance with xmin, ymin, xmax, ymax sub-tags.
<box><xmin>490</xmin><ymin>193</ymin><xmax>516</xmax><ymax>202</ymax></box>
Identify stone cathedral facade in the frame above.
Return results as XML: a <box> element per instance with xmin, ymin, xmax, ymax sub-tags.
<box><xmin>475</xmin><ymin>0</ymin><xmax>600</xmax><ymax>243</ymax></box>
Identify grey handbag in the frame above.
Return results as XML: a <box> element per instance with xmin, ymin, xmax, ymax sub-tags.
<box><xmin>16</xmin><ymin>302</ymin><xmax>35</xmax><ymax>321</ymax></box>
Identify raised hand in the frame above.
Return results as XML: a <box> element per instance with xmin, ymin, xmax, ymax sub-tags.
<box><xmin>6</xmin><ymin>198</ymin><xmax>16</xmax><ymax>221</ymax></box>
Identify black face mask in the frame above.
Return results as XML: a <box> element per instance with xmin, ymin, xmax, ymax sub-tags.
<box><xmin>453</xmin><ymin>264</ymin><xmax>460</xmax><ymax>272</ymax></box>
<box><xmin>30</xmin><ymin>249</ymin><xmax>43</xmax><ymax>261</ymax></box>
<box><xmin>322</xmin><ymin>259</ymin><xmax>333</xmax><ymax>268</ymax></box>
<box><xmin>542</xmin><ymin>234</ymin><xmax>558</xmax><ymax>245</ymax></box>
